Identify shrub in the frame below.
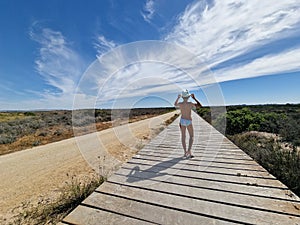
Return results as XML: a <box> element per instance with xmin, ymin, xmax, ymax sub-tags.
<box><xmin>24</xmin><ymin>112</ymin><xmax>36</xmax><ymax>116</ymax></box>
<box><xmin>230</xmin><ymin>133</ymin><xmax>300</xmax><ymax>197</ymax></box>
<box><xmin>0</xmin><ymin>135</ymin><xmax>16</xmax><ymax>144</ymax></box>
<box><xmin>213</xmin><ymin>108</ymin><xmax>255</xmax><ymax>135</ymax></box>
<box><xmin>54</xmin><ymin>130</ymin><xmax>63</xmax><ymax>136</ymax></box>
<box><xmin>211</xmin><ymin>107</ymin><xmax>295</xmax><ymax>140</ymax></box>
<box><xmin>32</xmin><ymin>140</ymin><xmax>40</xmax><ymax>146</ymax></box>
<box><xmin>11</xmin><ymin>174</ymin><xmax>105</xmax><ymax>224</ymax></box>
<box><xmin>196</xmin><ymin>107</ymin><xmax>211</xmax><ymax>123</ymax></box>
<box><xmin>196</xmin><ymin>104</ymin><xmax>300</xmax><ymax>197</ymax></box>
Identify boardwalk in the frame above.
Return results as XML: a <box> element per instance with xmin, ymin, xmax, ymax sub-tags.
<box><xmin>60</xmin><ymin>112</ymin><xmax>300</xmax><ymax>225</ymax></box>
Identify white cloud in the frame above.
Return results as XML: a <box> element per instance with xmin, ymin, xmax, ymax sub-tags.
<box><xmin>26</xmin><ymin>24</ymin><xmax>88</xmax><ymax>109</ymax></box>
<box><xmin>95</xmin><ymin>63</ymin><xmax>185</xmax><ymax>101</ymax></box>
<box><xmin>215</xmin><ymin>47</ymin><xmax>300</xmax><ymax>82</ymax></box>
<box><xmin>141</xmin><ymin>0</ymin><xmax>155</xmax><ymax>23</ymax></box>
<box><xmin>0</xmin><ymin>82</ymin><xmax>26</xmax><ymax>96</ymax></box>
<box><xmin>0</xmin><ymin>93</ymin><xmax>97</xmax><ymax>111</ymax></box>
<box><xmin>74</xmin><ymin>41</ymin><xmax>222</xmax><ymax>109</ymax></box>
<box><xmin>165</xmin><ymin>0</ymin><xmax>300</xmax><ymax>80</ymax></box>
<box><xmin>13</xmin><ymin>1</ymin><xmax>300</xmax><ymax>110</ymax></box>
<box><xmin>30</xmin><ymin>26</ymin><xmax>84</xmax><ymax>95</ymax></box>
<box><xmin>94</xmin><ymin>35</ymin><xmax>117</xmax><ymax>57</ymax></box>
<box><xmin>85</xmin><ymin>1</ymin><xmax>300</xmax><ymax>108</ymax></box>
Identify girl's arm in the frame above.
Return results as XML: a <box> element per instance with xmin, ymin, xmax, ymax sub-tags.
<box><xmin>191</xmin><ymin>94</ymin><xmax>202</xmax><ymax>108</ymax></box>
<box><xmin>174</xmin><ymin>94</ymin><xmax>181</xmax><ymax>107</ymax></box>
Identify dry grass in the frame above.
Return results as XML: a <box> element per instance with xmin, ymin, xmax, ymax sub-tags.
<box><xmin>0</xmin><ymin>112</ymin><xmax>29</xmax><ymax>122</ymax></box>
<box><xmin>8</xmin><ymin>174</ymin><xmax>105</xmax><ymax>225</ymax></box>
<box><xmin>164</xmin><ymin>113</ymin><xmax>179</xmax><ymax>126</ymax></box>
<box><xmin>0</xmin><ymin>109</ymin><xmax>177</xmax><ymax>224</ymax></box>
<box><xmin>230</xmin><ymin>132</ymin><xmax>300</xmax><ymax>197</ymax></box>
<box><xmin>0</xmin><ymin>108</ymin><xmax>175</xmax><ymax>155</ymax></box>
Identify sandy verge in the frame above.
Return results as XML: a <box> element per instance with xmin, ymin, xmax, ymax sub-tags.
<box><xmin>0</xmin><ymin>111</ymin><xmax>178</xmax><ymax>221</ymax></box>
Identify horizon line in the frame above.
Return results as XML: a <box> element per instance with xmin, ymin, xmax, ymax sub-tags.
<box><xmin>1</xmin><ymin>103</ymin><xmax>300</xmax><ymax>112</ymax></box>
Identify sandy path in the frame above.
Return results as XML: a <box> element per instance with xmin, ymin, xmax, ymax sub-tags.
<box><xmin>0</xmin><ymin>111</ymin><xmax>178</xmax><ymax>219</ymax></box>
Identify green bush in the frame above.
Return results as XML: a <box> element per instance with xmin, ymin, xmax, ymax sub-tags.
<box><xmin>213</xmin><ymin>107</ymin><xmax>259</xmax><ymax>135</ymax></box>
<box><xmin>196</xmin><ymin>107</ymin><xmax>211</xmax><ymax>123</ymax></box>
<box><xmin>210</xmin><ymin>106</ymin><xmax>298</xmax><ymax>145</ymax></box>
<box><xmin>196</xmin><ymin>104</ymin><xmax>300</xmax><ymax>197</ymax></box>
<box><xmin>24</xmin><ymin>112</ymin><xmax>36</xmax><ymax>116</ymax></box>
<box><xmin>0</xmin><ymin>135</ymin><xmax>16</xmax><ymax>144</ymax></box>
<box><xmin>230</xmin><ymin>133</ymin><xmax>300</xmax><ymax>196</ymax></box>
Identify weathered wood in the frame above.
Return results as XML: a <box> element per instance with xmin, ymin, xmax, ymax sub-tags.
<box><xmin>61</xmin><ymin>111</ymin><xmax>300</xmax><ymax>225</ymax></box>
<box><xmin>62</xmin><ymin>204</ymin><xmax>155</xmax><ymax>225</ymax></box>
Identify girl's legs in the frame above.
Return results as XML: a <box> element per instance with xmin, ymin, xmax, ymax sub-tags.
<box><xmin>180</xmin><ymin>124</ymin><xmax>187</xmax><ymax>156</ymax></box>
<box><xmin>187</xmin><ymin>124</ymin><xmax>194</xmax><ymax>157</ymax></box>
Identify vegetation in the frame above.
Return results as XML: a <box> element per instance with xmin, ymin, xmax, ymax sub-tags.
<box><xmin>0</xmin><ymin>112</ymin><xmax>34</xmax><ymax>122</ymax></box>
<box><xmin>0</xmin><ymin>108</ymin><xmax>177</xmax><ymax>223</ymax></box>
<box><xmin>11</xmin><ymin>174</ymin><xmax>105</xmax><ymax>225</ymax></box>
<box><xmin>164</xmin><ymin>113</ymin><xmax>180</xmax><ymax>126</ymax></box>
<box><xmin>0</xmin><ymin>107</ymin><xmax>175</xmax><ymax>155</ymax></box>
<box><xmin>231</xmin><ymin>132</ymin><xmax>300</xmax><ymax>196</ymax></box>
<box><xmin>196</xmin><ymin>104</ymin><xmax>300</xmax><ymax>196</ymax></box>
<box><xmin>197</xmin><ymin>104</ymin><xmax>300</xmax><ymax>146</ymax></box>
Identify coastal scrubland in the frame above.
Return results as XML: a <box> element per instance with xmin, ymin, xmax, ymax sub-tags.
<box><xmin>196</xmin><ymin>104</ymin><xmax>300</xmax><ymax>197</ymax></box>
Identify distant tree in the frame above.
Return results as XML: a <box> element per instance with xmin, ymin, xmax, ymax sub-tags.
<box><xmin>196</xmin><ymin>107</ymin><xmax>211</xmax><ymax>123</ymax></box>
<box><xmin>24</xmin><ymin>112</ymin><xmax>35</xmax><ymax>116</ymax></box>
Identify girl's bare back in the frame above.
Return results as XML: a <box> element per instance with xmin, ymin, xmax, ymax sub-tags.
<box><xmin>179</xmin><ymin>102</ymin><xmax>195</xmax><ymax>120</ymax></box>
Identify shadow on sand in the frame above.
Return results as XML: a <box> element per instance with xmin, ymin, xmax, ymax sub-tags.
<box><xmin>126</xmin><ymin>157</ymin><xmax>184</xmax><ymax>183</ymax></box>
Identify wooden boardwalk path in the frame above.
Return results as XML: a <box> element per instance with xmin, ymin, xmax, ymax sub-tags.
<box><xmin>60</xmin><ymin>112</ymin><xmax>300</xmax><ymax>225</ymax></box>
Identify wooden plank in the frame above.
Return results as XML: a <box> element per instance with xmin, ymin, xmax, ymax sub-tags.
<box><xmin>63</xmin><ymin>204</ymin><xmax>155</xmax><ymax>225</ymax></box>
<box><xmin>61</xmin><ymin>111</ymin><xmax>300</xmax><ymax>225</ymax></box>
<box><xmin>140</xmin><ymin>148</ymin><xmax>250</xmax><ymax>158</ymax></box>
<box><xmin>111</xmin><ymin>171</ymin><xmax>299</xmax><ymax>203</ymax></box>
<box><xmin>136</xmin><ymin>153</ymin><xmax>256</xmax><ymax>164</ymax></box>
<box><xmin>133</xmin><ymin>152</ymin><xmax>259</xmax><ymax>165</ymax></box>
<box><xmin>107</xmin><ymin>173</ymin><xmax>300</xmax><ymax>214</ymax></box>
<box><xmin>89</xmin><ymin>182</ymin><xmax>299</xmax><ymax>225</ymax></box>
<box><xmin>121</xmin><ymin>159</ymin><xmax>277</xmax><ymax>184</ymax></box>
<box><xmin>79</xmin><ymin>192</ymin><xmax>234</xmax><ymax>225</ymax></box>
<box><xmin>115</xmin><ymin>162</ymin><xmax>288</xmax><ymax>190</ymax></box>
<box><xmin>124</xmin><ymin>157</ymin><xmax>268</xmax><ymax>175</ymax></box>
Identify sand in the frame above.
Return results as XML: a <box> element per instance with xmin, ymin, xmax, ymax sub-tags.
<box><xmin>0</xmin><ymin>111</ymin><xmax>178</xmax><ymax>221</ymax></box>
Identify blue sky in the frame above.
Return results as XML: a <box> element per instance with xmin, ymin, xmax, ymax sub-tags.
<box><xmin>0</xmin><ymin>0</ymin><xmax>300</xmax><ymax>110</ymax></box>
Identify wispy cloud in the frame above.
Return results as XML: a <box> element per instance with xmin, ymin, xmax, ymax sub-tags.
<box><xmin>27</xmin><ymin>23</ymin><xmax>88</xmax><ymax>109</ymax></box>
<box><xmin>61</xmin><ymin>1</ymin><xmax>300</xmax><ymax>109</ymax></box>
<box><xmin>0</xmin><ymin>82</ymin><xmax>27</xmax><ymax>96</ymax></box>
<box><xmin>75</xmin><ymin>41</ymin><xmax>217</xmax><ymax>109</ymax></box>
<box><xmin>216</xmin><ymin>47</ymin><xmax>300</xmax><ymax>82</ymax></box>
<box><xmin>94</xmin><ymin>35</ymin><xmax>117</xmax><ymax>57</ymax></box>
<box><xmin>30</xmin><ymin>25</ymin><xmax>84</xmax><ymax>95</ymax></box>
<box><xmin>10</xmin><ymin>1</ymin><xmax>300</xmax><ymax>110</ymax></box>
<box><xmin>85</xmin><ymin>0</ymin><xmax>300</xmax><ymax>108</ymax></box>
<box><xmin>141</xmin><ymin>0</ymin><xmax>155</xmax><ymax>23</ymax></box>
<box><xmin>165</xmin><ymin>0</ymin><xmax>300</xmax><ymax>81</ymax></box>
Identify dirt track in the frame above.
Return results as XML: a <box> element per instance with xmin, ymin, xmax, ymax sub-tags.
<box><xmin>0</xmin><ymin>111</ymin><xmax>178</xmax><ymax>220</ymax></box>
